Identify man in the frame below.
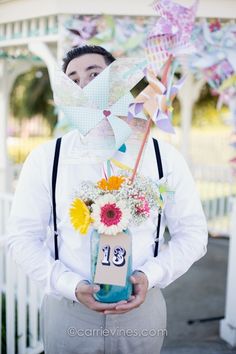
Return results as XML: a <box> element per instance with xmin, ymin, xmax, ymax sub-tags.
<box><xmin>7</xmin><ymin>45</ymin><xmax>208</xmax><ymax>353</ymax></box>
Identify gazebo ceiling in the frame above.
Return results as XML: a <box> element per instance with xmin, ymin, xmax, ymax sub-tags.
<box><xmin>0</xmin><ymin>0</ymin><xmax>236</xmax><ymax>24</ymax></box>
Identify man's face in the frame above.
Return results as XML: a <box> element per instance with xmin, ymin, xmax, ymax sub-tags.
<box><xmin>65</xmin><ymin>53</ymin><xmax>108</xmax><ymax>88</ymax></box>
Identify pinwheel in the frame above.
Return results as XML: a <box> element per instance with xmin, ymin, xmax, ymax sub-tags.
<box><xmin>128</xmin><ymin>66</ymin><xmax>185</xmax><ymax>133</ymax></box>
<box><xmin>53</xmin><ymin>58</ymin><xmax>147</xmax><ymax>150</ymax></box>
<box><xmin>145</xmin><ymin>0</ymin><xmax>198</xmax><ymax>75</ymax></box>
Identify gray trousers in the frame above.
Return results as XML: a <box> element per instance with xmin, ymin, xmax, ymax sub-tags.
<box><xmin>40</xmin><ymin>287</ymin><xmax>167</xmax><ymax>354</ymax></box>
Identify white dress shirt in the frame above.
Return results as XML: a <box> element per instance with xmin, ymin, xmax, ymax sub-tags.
<box><xmin>7</xmin><ymin>129</ymin><xmax>208</xmax><ymax>302</ymax></box>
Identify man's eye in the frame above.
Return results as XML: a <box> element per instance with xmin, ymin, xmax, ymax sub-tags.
<box><xmin>90</xmin><ymin>72</ymin><xmax>99</xmax><ymax>78</ymax></box>
<box><xmin>73</xmin><ymin>79</ymin><xmax>80</xmax><ymax>84</ymax></box>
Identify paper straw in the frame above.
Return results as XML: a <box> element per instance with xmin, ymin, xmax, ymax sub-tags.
<box><xmin>130</xmin><ymin>55</ymin><xmax>173</xmax><ymax>183</ymax></box>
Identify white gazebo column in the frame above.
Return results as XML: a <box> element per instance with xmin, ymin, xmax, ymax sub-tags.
<box><xmin>178</xmin><ymin>72</ymin><xmax>205</xmax><ymax>163</ymax></box>
<box><xmin>28</xmin><ymin>41</ymin><xmax>56</xmax><ymax>86</ymax></box>
<box><xmin>220</xmin><ymin>197</ymin><xmax>236</xmax><ymax>347</ymax></box>
<box><xmin>57</xmin><ymin>14</ymin><xmax>68</xmax><ymax>65</ymax></box>
<box><xmin>55</xmin><ymin>14</ymin><xmax>68</xmax><ymax>127</ymax></box>
<box><xmin>0</xmin><ymin>59</ymin><xmax>9</xmax><ymax>193</ymax></box>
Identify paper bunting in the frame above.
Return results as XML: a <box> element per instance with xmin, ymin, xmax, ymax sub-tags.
<box><xmin>191</xmin><ymin>20</ymin><xmax>236</xmax><ymax>90</ymax></box>
<box><xmin>145</xmin><ymin>0</ymin><xmax>198</xmax><ymax>75</ymax></box>
<box><xmin>53</xmin><ymin>58</ymin><xmax>147</xmax><ymax>149</ymax></box>
<box><xmin>65</xmin><ymin>15</ymin><xmax>153</xmax><ymax>57</ymax></box>
<box><xmin>67</xmin><ymin>15</ymin><xmax>99</xmax><ymax>47</ymax></box>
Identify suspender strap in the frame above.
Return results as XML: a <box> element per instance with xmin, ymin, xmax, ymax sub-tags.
<box><xmin>52</xmin><ymin>137</ymin><xmax>62</xmax><ymax>260</ymax></box>
<box><xmin>152</xmin><ymin>138</ymin><xmax>164</xmax><ymax>258</ymax></box>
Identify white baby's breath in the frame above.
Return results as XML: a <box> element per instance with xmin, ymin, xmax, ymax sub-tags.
<box><xmin>71</xmin><ymin>170</ymin><xmax>173</xmax><ymax>233</ymax></box>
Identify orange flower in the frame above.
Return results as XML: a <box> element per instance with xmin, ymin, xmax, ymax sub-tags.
<box><xmin>97</xmin><ymin>176</ymin><xmax>125</xmax><ymax>191</ymax></box>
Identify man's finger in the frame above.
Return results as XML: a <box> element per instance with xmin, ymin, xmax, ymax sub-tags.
<box><xmin>90</xmin><ymin>299</ymin><xmax>123</xmax><ymax>311</ymax></box>
<box><xmin>130</xmin><ymin>274</ymin><xmax>144</xmax><ymax>284</ymax></box>
<box><xmin>116</xmin><ymin>300</ymin><xmax>128</xmax><ymax>305</ymax></box>
<box><xmin>79</xmin><ymin>284</ymin><xmax>100</xmax><ymax>295</ymax></box>
<box><xmin>103</xmin><ymin>309</ymin><xmax>129</xmax><ymax>315</ymax></box>
<box><xmin>103</xmin><ymin>299</ymin><xmax>140</xmax><ymax>314</ymax></box>
<box><xmin>91</xmin><ymin>298</ymin><xmax>128</xmax><ymax>312</ymax></box>
<box><xmin>113</xmin><ymin>295</ymin><xmax>142</xmax><ymax>311</ymax></box>
<box><xmin>127</xmin><ymin>295</ymin><xmax>135</xmax><ymax>302</ymax></box>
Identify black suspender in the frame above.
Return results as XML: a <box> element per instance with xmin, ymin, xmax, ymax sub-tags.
<box><xmin>51</xmin><ymin>137</ymin><xmax>163</xmax><ymax>261</ymax></box>
<box><xmin>52</xmin><ymin>137</ymin><xmax>62</xmax><ymax>260</ymax></box>
<box><xmin>152</xmin><ymin>138</ymin><xmax>164</xmax><ymax>257</ymax></box>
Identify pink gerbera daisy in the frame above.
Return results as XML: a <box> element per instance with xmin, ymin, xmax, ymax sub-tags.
<box><xmin>91</xmin><ymin>194</ymin><xmax>131</xmax><ymax>235</ymax></box>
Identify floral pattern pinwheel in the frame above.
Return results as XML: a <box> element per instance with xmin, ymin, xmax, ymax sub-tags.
<box><xmin>145</xmin><ymin>0</ymin><xmax>198</xmax><ymax>75</ymax></box>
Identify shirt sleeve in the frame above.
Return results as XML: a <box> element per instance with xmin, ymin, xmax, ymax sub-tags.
<box><xmin>7</xmin><ymin>146</ymin><xmax>83</xmax><ymax>302</ymax></box>
<box><xmin>137</xmin><ymin>145</ymin><xmax>208</xmax><ymax>289</ymax></box>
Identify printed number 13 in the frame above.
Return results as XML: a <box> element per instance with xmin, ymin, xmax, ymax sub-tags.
<box><xmin>102</xmin><ymin>245</ymin><xmax>126</xmax><ymax>267</ymax></box>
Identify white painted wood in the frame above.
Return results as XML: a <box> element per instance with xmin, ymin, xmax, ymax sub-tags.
<box><xmin>25</xmin><ymin>342</ymin><xmax>44</xmax><ymax>354</ymax></box>
<box><xmin>178</xmin><ymin>73</ymin><xmax>205</xmax><ymax>163</ymax></box>
<box><xmin>0</xmin><ymin>60</ymin><xmax>9</xmax><ymax>194</ymax></box>
<box><xmin>28</xmin><ymin>40</ymin><xmax>57</xmax><ymax>85</ymax></box>
<box><xmin>39</xmin><ymin>17</ymin><xmax>46</xmax><ymax>36</ymax></box>
<box><xmin>13</xmin><ymin>21</ymin><xmax>20</xmax><ymax>38</ymax></box>
<box><xmin>28</xmin><ymin>281</ymin><xmax>38</xmax><ymax>349</ymax></box>
<box><xmin>17</xmin><ymin>268</ymin><xmax>27</xmax><ymax>354</ymax></box>
<box><xmin>22</xmin><ymin>19</ymin><xmax>29</xmax><ymax>37</ymax></box>
<box><xmin>0</xmin><ymin>241</ymin><xmax>4</xmax><ymax>354</ymax></box>
<box><xmin>0</xmin><ymin>0</ymin><xmax>236</xmax><ymax>24</ymax></box>
<box><xmin>0</xmin><ymin>33</ymin><xmax>58</xmax><ymax>47</ymax></box>
<box><xmin>5</xmin><ymin>22</ymin><xmax>12</xmax><ymax>38</ymax></box>
<box><xmin>0</xmin><ymin>23</ymin><xmax>5</xmax><ymax>38</ymax></box>
<box><xmin>220</xmin><ymin>197</ymin><xmax>236</xmax><ymax>347</ymax></box>
<box><xmin>48</xmin><ymin>15</ymin><xmax>57</xmax><ymax>34</ymax></box>
<box><xmin>6</xmin><ymin>252</ymin><xmax>16</xmax><ymax>354</ymax></box>
<box><xmin>29</xmin><ymin>18</ymin><xmax>38</xmax><ymax>37</ymax></box>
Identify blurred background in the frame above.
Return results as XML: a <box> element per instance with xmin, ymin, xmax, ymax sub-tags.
<box><xmin>0</xmin><ymin>0</ymin><xmax>236</xmax><ymax>353</ymax></box>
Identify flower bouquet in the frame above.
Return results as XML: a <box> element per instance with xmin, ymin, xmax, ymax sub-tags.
<box><xmin>70</xmin><ymin>172</ymin><xmax>169</xmax><ymax>302</ymax></box>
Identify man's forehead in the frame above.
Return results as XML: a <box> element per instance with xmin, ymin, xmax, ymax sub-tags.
<box><xmin>66</xmin><ymin>53</ymin><xmax>107</xmax><ymax>73</ymax></box>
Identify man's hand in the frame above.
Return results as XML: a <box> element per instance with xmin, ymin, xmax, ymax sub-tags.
<box><xmin>103</xmin><ymin>271</ymin><xmax>149</xmax><ymax>315</ymax></box>
<box><xmin>75</xmin><ymin>280</ymin><xmax>127</xmax><ymax>312</ymax></box>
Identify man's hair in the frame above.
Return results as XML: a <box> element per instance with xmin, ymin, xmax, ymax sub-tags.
<box><xmin>62</xmin><ymin>45</ymin><xmax>116</xmax><ymax>73</ymax></box>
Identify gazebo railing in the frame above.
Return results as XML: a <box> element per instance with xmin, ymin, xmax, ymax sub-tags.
<box><xmin>0</xmin><ymin>194</ymin><xmax>44</xmax><ymax>354</ymax></box>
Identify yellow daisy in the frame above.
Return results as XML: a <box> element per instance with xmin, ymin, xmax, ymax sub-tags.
<box><xmin>69</xmin><ymin>198</ymin><xmax>93</xmax><ymax>235</ymax></box>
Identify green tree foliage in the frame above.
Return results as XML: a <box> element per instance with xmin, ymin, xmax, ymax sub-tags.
<box><xmin>192</xmin><ymin>84</ymin><xmax>223</xmax><ymax>127</ymax></box>
<box><xmin>172</xmin><ymin>83</ymin><xmax>225</xmax><ymax>127</ymax></box>
<box><xmin>10</xmin><ymin>67</ymin><xmax>57</xmax><ymax>133</ymax></box>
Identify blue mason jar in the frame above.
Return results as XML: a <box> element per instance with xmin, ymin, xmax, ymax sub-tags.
<box><xmin>90</xmin><ymin>229</ymin><xmax>133</xmax><ymax>303</ymax></box>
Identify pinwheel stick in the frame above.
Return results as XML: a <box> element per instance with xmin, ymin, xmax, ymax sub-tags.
<box><xmin>130</xmin><ymin>55</ymin><xmax>173</xmax><ymax>184</ymax></box>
